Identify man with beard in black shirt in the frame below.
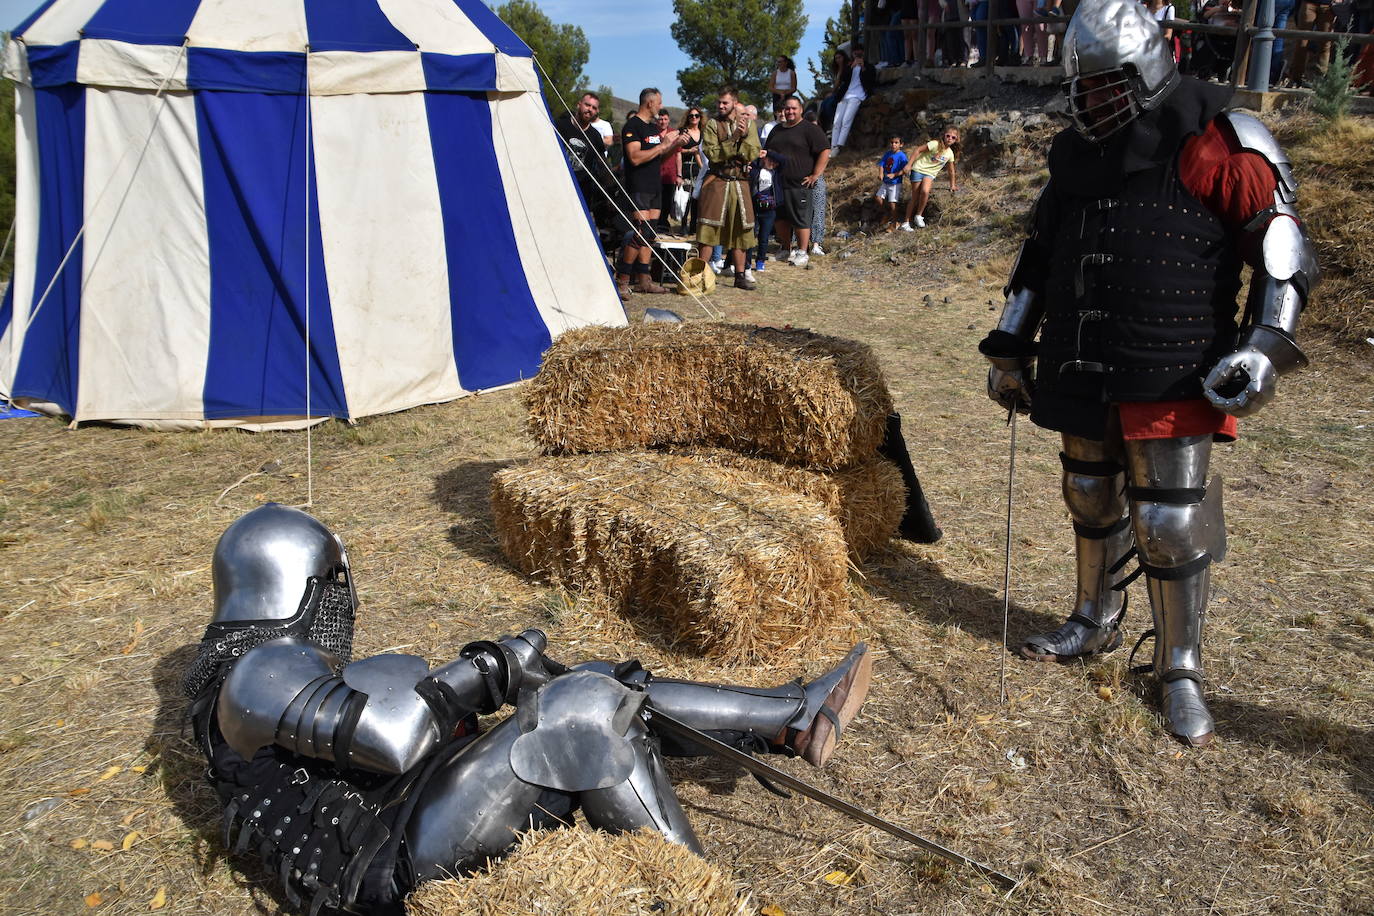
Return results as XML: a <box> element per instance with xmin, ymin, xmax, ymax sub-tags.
<box><xmin>616</xmin><ymin>87</ymin><xmax>692</xmax><ymax>300</ymax></box>
<box><xmin>555</xmin><ymin>91</ymin><xmax>627</xmax><ymax>254</ymax></box>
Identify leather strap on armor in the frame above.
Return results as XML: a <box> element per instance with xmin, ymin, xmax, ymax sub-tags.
<box><xmin>1059</xmin><ymin>452</ymin><xmax>1125</xmax><ymax>478</ymax></box>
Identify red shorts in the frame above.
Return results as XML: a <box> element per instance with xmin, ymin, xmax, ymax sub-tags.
<box><xmin>1118</xmin><ymin>399</ymin><xmax>1238</xmax><ymax>441</ymax></box>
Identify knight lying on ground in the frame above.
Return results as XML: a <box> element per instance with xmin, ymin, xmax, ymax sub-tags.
<box><xmin>184</xmin><ymin>503</ymin><xmax>873</xmax><ymax>915</ymax></box>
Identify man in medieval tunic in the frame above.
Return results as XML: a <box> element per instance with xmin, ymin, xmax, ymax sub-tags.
<box><xmin>696</xmin><ymin>87</ymin><xmax>761</xmax><ymax>290</ymax></box>
<box><xmin>979</xmin><ymin>0</ymin><xmax>1316</xmax><ymax>746</ymax></box>
<box><xmin>186</xmin><ymin>503</ymin><xmax>872</xmax><ymax>914</ymax></box>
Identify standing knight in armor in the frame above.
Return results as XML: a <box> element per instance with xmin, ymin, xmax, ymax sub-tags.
<box><xmin>184</xmin><ymin>503</ymin><xmax>873</xmax><ymax>915</ymax></box>
<box><xmin>979</xmin><ymin>0</ymin><xmax>1316</xmax><ymax>746</ymax></box>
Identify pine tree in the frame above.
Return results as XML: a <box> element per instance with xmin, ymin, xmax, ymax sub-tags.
<box><xmin>1310</xmin><ymin>36</ymin><xmax>1360</xmax><ymax>123</ymax></box>
<box><xmin>495</xmin><ymin>0</ymin><xmax>591</xmax><ymax>112</ymax></box>
<box><xmin>670</xmin><ymin>0</ymin><xmax>809</xmax><ymax>106</ymax></box>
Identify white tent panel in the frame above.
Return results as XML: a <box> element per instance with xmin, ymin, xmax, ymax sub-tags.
<box><xmin>77</xmin><ymin>88</ymin><xmax>212</xmax><ymax>420</ymax></box>
<box><xmin>77</xmin><ymin>40</ymin><xmax>190</xmax><ymax>92</ymax></box>
<box><xmin>186</xmin><ymin>0</ymin><xmax>309</xmax><ymax>53</ymax></box>
<box><xmin>19</xmin><ymin>0</ymin><xmax>105</xmax><ymax>47</ymax></box>
<box><xmin>489</xmin><ymin>89</ymin><xmax>619</xmax><ymax>336</ymax></box>
<box><xmin>308</xmin><ymin>50</ymin><xmax>427</xmax><ymax>96</ymax></box>
<box><xmin>310</xmin><ymin>91</ymin><xmax>463</xmax><ymax>418</ymax></box>
<box><xmin>495</xmin><ymin>54</ymin><xmax>539</xmax><ymax>94</ymax></box>
<box><xmin>376</xmin><ymin>0</ymin><xmax>494</xmax><ymax>54</ymax></box>
<box><xmin>1</xmin><ymin>84</ymin><xmax>43</xmax><ymax>392</ymax></box>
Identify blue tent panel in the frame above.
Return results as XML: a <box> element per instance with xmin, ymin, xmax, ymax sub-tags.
<box><xmin>187</xmin><ymin>49</ymin><xmax>308</xmax><ymax>94</ymax></box>
<box><xmin>303</xmin><ymin>0</ymin><xmax>416</xmax><ymax>53</ymax></box>
<box><xmin>197</xmin><ymin>90</ymin><xmax>348</xmax><ymax>419</ymax></box>
<box><xmin>425</xmin><ymin>91</ymin><xmax>551</xmax><ymax>391</ymax></box>
<box><xmin>450</xmin><ymin>0</ymin><xmax>531</xmax><ymax>56</ymax></box>
<box><xmin>12</xmin><ymin>85</ymin><xmax>86</xmax><ymax>415</ymax></box>
<box><xmin>25</xmin><ymin>43</ymin><xmax>80</xmax><ymax>87</ymax></box>
<box><xmin>82</xmin><ymin>0</ymin><xmax>203</xmax><ymax>45</ymax></box>
<box><xmin>419</xmin><ymin>53</ymin><xmax>498</xmax><ymax>93</ymax></box>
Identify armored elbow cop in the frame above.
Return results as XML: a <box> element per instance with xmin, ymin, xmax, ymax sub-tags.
<box><xmin>217</xmin><ymin>629</ymin><xmax>554</xmax><ymax>774</ymax></box>
<box><xmin>1231</xmin><ymin>111</ymin><xmax>1319</xmax><ymax>373</ymax></box>
<box><xmin>1240</xmin><ymin>215</ymin><xmax>1315</xmax><ymax>374</ymax></box>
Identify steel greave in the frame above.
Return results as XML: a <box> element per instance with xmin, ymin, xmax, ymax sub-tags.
<box><xmin>644</xmin><ymin>679</ymin><xmax>805</xmax><ymax>755</ymax></box>
<box><xmin>1126</xmin><ymin>434</ymin><xmax>1216</xmax><ymax>744</ymax></box>
<box><xmin>1146</xmin><ymin>570</ymin><xmax>1214</xmax><ymax>743</ymax></box>
<box><xmin>1071</xmin><ymin>522</ymin><xmax>1133</xmax><ymax>627</ymax></box>
<box><xmin>405</xmin><ymin>716</ymin><xmax>558</xmax><ymax>879</ymax></box>
<box><xmin>578</xmin><ymin>720</ymin><xmax>702</xmax><ymax>853</ymax></box>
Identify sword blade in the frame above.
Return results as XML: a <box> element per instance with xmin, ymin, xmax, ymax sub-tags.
<box><xmin>645</xmin><ymin>708</ymin><xmax>1020</xmax><ymax>892</ymax></box>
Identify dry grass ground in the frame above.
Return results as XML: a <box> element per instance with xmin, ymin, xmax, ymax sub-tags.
<box><xmin>1</xmin><ymin>111</ymin><xmax>1372</xmax><ymax>916</ymax></box>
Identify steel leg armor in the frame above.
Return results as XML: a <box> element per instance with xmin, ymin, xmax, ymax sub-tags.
<box><xmin>405</xmin><ymin>715</ymin><xmax>571</xmax><ymax>879</ymax></box>
<box><xmin>578</xmin><ymin>716</ymin><xmax>702</xmax><ymax>853</ymax></box>
<box><xmin>1124</xmin><ymin>435</ymin><xmax>1225</xmax><ymax>747</ymax></box>
<box><xmin>1020</xmin><ymin>435</ymin><xmax>1134</xmax><ymax>661</ymax></box>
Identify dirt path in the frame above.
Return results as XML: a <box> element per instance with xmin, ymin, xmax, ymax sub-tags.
<box><xmin>0</xmin><ymin>233</ymin><xmax>1371</xmax><ymax>913</ymax></box>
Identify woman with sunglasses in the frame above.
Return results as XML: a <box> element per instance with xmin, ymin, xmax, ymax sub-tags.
<box><xmin>678</xmin><ymin>109</ymin><xmax>705</xmax><ymax>234</ymax></box>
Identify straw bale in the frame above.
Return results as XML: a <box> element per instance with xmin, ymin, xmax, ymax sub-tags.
<box><xmin>406</xmin><ymin>827</ymin><xmax>755</xmax><ymax>916</ymax></box>
<box><xmin>526</xmin><ymin>323</ymin><xmax>894</xmax><ymax>470</ymax></box>
<box><xmin>491</xmin><ymin>451</ymin><xmax>854</xmax><ymax>664</ymax></box>
<box><xmin>667</xmin><ymin>447</ymin><xmax>905</xmax><ymax>560</ymax></box>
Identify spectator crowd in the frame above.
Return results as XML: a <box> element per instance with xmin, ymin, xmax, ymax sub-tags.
<box><xmin>554</xmin><ymin>0</ymin><xmax>1368</xmax><ymax>300</ymax></box>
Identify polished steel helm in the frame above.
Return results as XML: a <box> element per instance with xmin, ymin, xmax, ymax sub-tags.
<box><xmin>211</xmin><ymin>503</ymin><xmax>354</xmax><ymax>624</ymax></box>
<box><xmin>1061</xmin><ymin>0</ymin><xmax>1180</xmax><ymax>141</ymax></box>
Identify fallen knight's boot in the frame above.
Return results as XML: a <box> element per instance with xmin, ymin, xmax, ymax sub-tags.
<box><xmin>644</xmin><ymin>643</ymin><xmax>874</xmax><ymax>768</ymax></box>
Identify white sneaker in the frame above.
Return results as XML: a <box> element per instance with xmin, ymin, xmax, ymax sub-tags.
<box><xmin>914</xmin><ymin>215</ymin><xmax>926</xmax><ymax>227</ymax></box>
<box><xmin>898</xmin><ymin>222</ymin><xmax>913</xmax><ymax>231</ymax></box>
<box><xmin>709</xmin><ymin>258</ymin><xmax>724</xmax><ymax>274</ymax></box>
<box><xmin>810</xmin><ymin>243</ymin><xmax>825</xmax><ymax>255</ymax></box>
<box><xmin>793</xmin><ymin>252</ymin><xmax>809</xmax><ymax>268</ymax></box>
<box><xmin>745</xmin><ymin>268</ymin><xmax>756</xmax><ymax>282</ymax></box>
<box><xmin>786</xmin><ymin>248</ymin><xmax>801</xmax><ymax>265</ymax></box>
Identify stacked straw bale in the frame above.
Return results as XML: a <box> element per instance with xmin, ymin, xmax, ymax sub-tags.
<box><xmin>525</xmin><ymin>323</ymin><xmax>894</xmax><ymax>469</ymax></box>
<box><xmin>668</xmin><ymin>447</ymin><xmax>904</xmax><ymax>560</ymax></box>
<box><xmin>491</xmin><ymin>451</ymin><xmax>854</xmax><ymax>664</ymax></box>
<box><xmin>406</xmin><ymin>827</ymin><xmax>755</xmax><ymax>916</ymax></box>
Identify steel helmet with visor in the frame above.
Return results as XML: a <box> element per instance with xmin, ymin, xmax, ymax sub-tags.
<box><xmin>1061</xmin><ymin>0</ymin><xmax>1180</xmax><ymax>142</ymax></box>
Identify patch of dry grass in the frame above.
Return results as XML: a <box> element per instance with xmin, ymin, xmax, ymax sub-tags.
<box><xmin>406</xmin><ymin>827</ymin><xmax>754</xmax><ymax>916</ymax></box>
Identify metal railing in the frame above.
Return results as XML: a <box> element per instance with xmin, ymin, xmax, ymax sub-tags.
<box><xmin>857</xmin><ymin>0</ymin><xmax>1374</xmax><ymax>92</ymax></box>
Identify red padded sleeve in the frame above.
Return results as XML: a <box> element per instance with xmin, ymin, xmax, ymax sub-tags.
<box><xmin>1179</xmin><ymin>121</ymin><xmax>1282</xmax><ymax>263</ymax></box>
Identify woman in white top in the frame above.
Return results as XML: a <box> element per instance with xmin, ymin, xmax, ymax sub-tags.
<box><xmin>770</xmin><ymin>56</ymin><xmax>798</xmax><ymax>111</ymax></box>
<box><xmin>830</xmin><ymin>48</ymin><xmax>874</xmax><ymax>152</ymax></box>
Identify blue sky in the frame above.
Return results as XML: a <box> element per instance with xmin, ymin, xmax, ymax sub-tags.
<box><xmin>521</xmin><ymin>1</ymin><xmax>837</xmax><ymax>108</ymax></box>
<box><xmin>0</xmin><ymin>0</ymin><xmax>839</xmax><ymax>107</ymax></box>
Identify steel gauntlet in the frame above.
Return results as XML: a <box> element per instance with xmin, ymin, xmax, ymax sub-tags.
<box><xmin>980</xmin><ymin>286</ymin><xmax>1042</xmax><ymax>414</ymax></box>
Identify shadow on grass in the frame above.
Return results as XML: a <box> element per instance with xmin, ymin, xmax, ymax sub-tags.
<box><xmin>1211</xmin><ymin>696</ymin><xmax>1374</xmax><ymax>807</ymax></box>
<box><xmin>433</xmin><ymin>459</ymin><xmax>520</xmax><ymax>570</ymax></box>
<box><xmin>863</xmin><ymin>545</ymin><xmax>1065</xmax><ymax>653</ymax></box>
<box><xmin>149</xmin><ymin>642</ymin><xmax>293</xmax><ymax>914</ymax></box>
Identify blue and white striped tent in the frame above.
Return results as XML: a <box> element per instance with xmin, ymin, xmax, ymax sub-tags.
<box><xmin>0</xmin><ymin>0</ymin><xmax>625</xmax><ymax>428</ymax></box>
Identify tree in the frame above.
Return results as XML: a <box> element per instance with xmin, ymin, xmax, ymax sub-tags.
<box><xmin>670</xmin><ymin>0</ymin><xmax>808</xmax><ymax>107</ymax></box>
<box><xmin>807</xmin><ymin>1</ymin><xmax>853</xmax><ymax>96</ymax></box>
<box><xmin>1311</xmin><ymin>36</ymin><xmax>1360</xmax><ymax>123</ymax></box>
<box><xmin>494</xmin><ymin>0</ymin><xmax>591</xmax><ymax>112</ymax></box>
